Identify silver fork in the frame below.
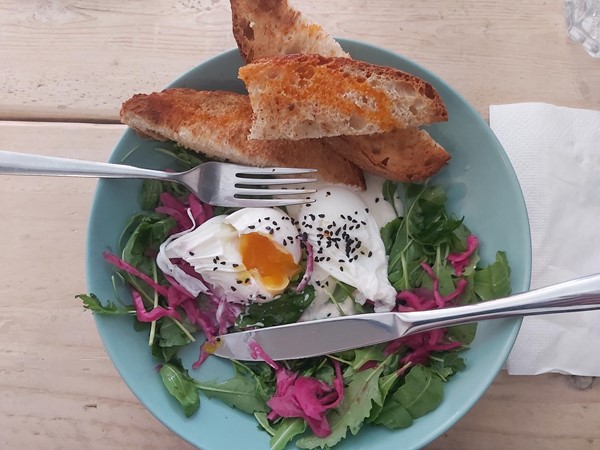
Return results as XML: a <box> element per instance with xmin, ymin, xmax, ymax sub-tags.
<box><xmin>0</xmin><ymin>150</ymin><xmax>317</xmax><ymax>207</ymax></box>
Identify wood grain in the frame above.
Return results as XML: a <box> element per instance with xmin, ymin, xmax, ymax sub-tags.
<box><xmin>1</xmin><ymin>122</ymin><xmax>600</xmax><ymax>449</ymax></box>
<box><xmin>2</xmin><ymin>0</ymin><xmax>600</xmax><ymax>448</ymax></box>
<box><xmin>1</xmin><ymin>0</ymin><xmax>599</xmax><ymax>123</ymax></box>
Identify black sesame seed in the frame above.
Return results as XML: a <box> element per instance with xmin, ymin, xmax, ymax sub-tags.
<box><xmin>245</xmin><ymin>278</ymin><xmax>250</xmax><ymax>284</ymax></box>
<box><xmin>340</xmin><ymin>266</ymin><xmax>344</xmax><ymax>272</ymax></box>
<box><xmin>236</xmin><ymin>280</ymin><xmax>243</xmax><ymax>284</ymax></box>
<box><xmin>365</xmin><ymin>208</ymin><xmax>369</xmax><ymax>213</ymax></box>
<box><xmin>318</xmin><ymin>214</ymin><xmax>325</xmax><ymax>218</ymax></box>
<box><xmin>375</xmin><ymin>197</ymin><xmax>380</xmax><ymax>203</ymax></box>
<box><xmin>338</xmin><ymin>259</ymin><xmax>345</xmax><ymax>263</ymax></box>
<box><xmin>368</xmin><ymin>251</ymin><xmax>373</xmax><ymax>257</ymax></box>
<box><xmin>231</xmin><ymin>286</ymin><xmax>237</xmax><ymax>291</ymax></box>
<box><xmin>248</xmin><ymin>225</ymin><xmax>256</xmax><ymax>229</ymax></box>
<box><xmin>220</xmin><ymin>261</ymin><xmax>226</xmax><ymax>265</ymax></box>
<box><xmin>212</xmin><ymin>267</ymin><xmax>218</xmax><ymax>271</ymax></box>
<box><xmin>189</xmin><ymin>251</ymin><xmax>195</xmax><ymax>256</ymax></box>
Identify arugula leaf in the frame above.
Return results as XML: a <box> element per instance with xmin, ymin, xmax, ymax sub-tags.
<box><xmin>159</xmin><ymin>363</ymin><xmax>200</xmax><ymax>417</ymax></box>
<box><xmin>296</xmin><ymin>366</ymin><xmax>384</xmax><ymax>449</ymax></box>
<box><xmin>140</xmin><ymin>179</ymin><xmax>164</xmax><ymax>210</ymax></box>
<box><xmin>157</xmin><ymin>318</ymin><xmax>196</xmax><ymax>347</ymax></box>
<box><xmin>474</xmin><ymin>251</ymin><xmax>512</xmax><ymax>300</ymax></box>
<box><xmin>447</xmin><ymin>323</ymin><xmax>477</xmax><ymax>345</ymax></box>
<box><xmin>270</xmin><ymin>418</ymin><xmax>307</xmax><ymax>450</ymax></box>
<box><xmin>76</xmin><ymin>293</ymin><xmax>133</xmax><ymax>315</ymax></box>
<box><xmin>152</xmin><ymin>342</ymin><xmax>181</xmax><ymax>363</ymax></box>
<box><xmin>121</xmin><ymin>213</ymin><xmax>175</xmax><ymax>275</ymax></box>
<box><xmin>371</xmin><ymin>397</ymin><xmax>413</xmax><ymax>429</ymax></box>
<box><xmin>156</xmin><ymin>142</ymin><xmax>208</xmax><ymax>169</ymax></box>
<box><xmin>393</xmin><ymin>365</ymin><xmax>444</xmax><ymax>419</ymax></box>
<box><xmin>236</xmin><ymin>286</ymin><xmax>316</xmax><ymax>328</ymax></box>
<box><xmin>382</xmin><ymin>180</ymin><xmax>400</xmax><ymax>216</ymax></box>
<box><xmin>380</xmin><ymin>217</ymin><xmax>401</xmax><ymax>254</ymax></box>
<box><xmin>368</xmin><ymin>370</ymin><xmax>401</xmax><ymax>423</ymax></box>
<box><xmin>349</xmin><ymin>345</ymin><xmax>386</xmax><ymax>373</ymax></box>
<box><xmin>195</xmin><ymin>364</ymin><xmax>270</xmax><ymax>414</ymax></box>
<box><xmin>195</xmin><ymin>377</ymin><xmax>269</xmax><ymax>414</ymax></box>
<box><xmin>254</xmin><ymin>412</ymin><xmax>276</xmax><ymax>435</ymax></box>
<box><xmin>428</xmin><ymin>352</ymin><xmax>467</xmax><ymax>381</ymax></box>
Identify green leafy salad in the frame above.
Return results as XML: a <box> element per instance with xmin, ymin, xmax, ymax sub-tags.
<box><xmin>79</xmin><ymin>144</ymin><xmax>511</xmax><ymax>450</ymax></box>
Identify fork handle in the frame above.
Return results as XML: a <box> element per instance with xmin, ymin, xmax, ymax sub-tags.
<box><xmin>0</xmin><ymin>150</ymin><xmax>175</xmax><ymax>181</ymax></box>
<box><xmin>400</xmin><ymin>273</ymin><xmax>600</xmax><ymax>335</ymax></box>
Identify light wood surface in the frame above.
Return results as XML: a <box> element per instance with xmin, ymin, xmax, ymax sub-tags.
<box><xmin>1</xmin><ymin>1</ymin><xmax>600</xmax><ymax>449</ymax></box>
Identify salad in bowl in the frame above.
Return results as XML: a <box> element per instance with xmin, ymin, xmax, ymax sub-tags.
<box><xmin>81</xmin><ymin>4</ymin><xmax>531</xmax><ymax>448</ymax></box>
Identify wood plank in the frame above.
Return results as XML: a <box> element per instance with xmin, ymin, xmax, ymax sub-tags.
<box><xmin>0</xmin><ymin>121</ymin><xmax>196</xmax><ymax>449</ymax></box>
<box><xmin>1</xmin><ymin>0</ymin><xmax>599</xmax><ymax>123</ymax></box>
<box><xmin>1</xmin><ymin>121</ymin><xmax>600</xmax><ymax>449</ymax></box>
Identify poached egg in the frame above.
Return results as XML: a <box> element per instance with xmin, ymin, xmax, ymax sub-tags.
<box><xmin>157</xmin><ymin>207</ymin><xmax>302</xmax><ymax>304</ymax></box>
<box><xmin>298</xmin><ymin>186</ymin><xmax>397</xmax><ymax>312</ymax></box>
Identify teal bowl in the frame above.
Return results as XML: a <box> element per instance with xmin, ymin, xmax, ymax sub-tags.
<box><xmin>86</xmin><ymin>39</ymin><xmax>531</xmax><ymax>449</ymax></box>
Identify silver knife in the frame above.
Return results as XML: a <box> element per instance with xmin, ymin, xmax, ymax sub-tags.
<box><xmin>212</xmin><ymin>273</ymin><xmax>600</xmax><ymax>361</ymax></box>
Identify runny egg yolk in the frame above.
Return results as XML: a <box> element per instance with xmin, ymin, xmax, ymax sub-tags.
<box><xmin>239</xmin><ymin>232</ymin><xmax>300</xmax><ymax>292</ymax></box>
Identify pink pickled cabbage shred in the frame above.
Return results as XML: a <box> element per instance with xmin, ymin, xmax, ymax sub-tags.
<box><xmin>131</xmin><ymin>289</ymin><xmax>180</xmax><ymax>322</ymax></box>
<box><xmin>156</xmin><ymin>192</ymin><xmax>213</xmax><ymax>234</ymax></box>
<box><xmin>388</xmin><ymin>254</ymin><xmax>472</xmax><ymax>365</ymax></box>
<box><xmin>384</xmin><ymin>328</ymin><xmax>461</xmax><ymax>364</ymax></box>
<box><xmin>447</xmin><ymin>234</ymin><xmax>479</xmax><ymax>275</ymax></box>
<box><xmin>104</xmin><ymin>193</ymin><xmax>242</xmax><ymax>369</ymax></box>
<box><xmin>250</xmin><ymin>341</ymin><xmax>344</xmax><ymax>437</ymax></box>
<box><xmin>295</xmin><ymin>241</ymin><xmax>314</xmax><ymax>293</ymax></box>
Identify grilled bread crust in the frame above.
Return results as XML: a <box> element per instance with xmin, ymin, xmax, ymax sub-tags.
<box><xmin>230</xmin><ymin>0</ymin><xmax>349</xmax><ymax>63</ymax></box>
<box><xmin>326</xmin><ymin>128</ymin><xmax>450</xmax><ymax>182</ymax></box>
<box><xmin>120</xmin><ymin>88</ymin><xmax>366</xmax><ymax>190</ymax></box>
<box><xmin>239</xmin><ymin>54</ymin><xmax>448</xmax><ymax>141</ymax></box>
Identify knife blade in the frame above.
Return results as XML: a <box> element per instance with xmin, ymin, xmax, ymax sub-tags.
<box><xmin>212</xmin><ymin>312</ymin><xmax>402</xmax><ymax>361</ymax></box>
<box><xmin>211</xmin><ymin>273</ymin><xmax>600</xmax><ymax>361</ymax></box>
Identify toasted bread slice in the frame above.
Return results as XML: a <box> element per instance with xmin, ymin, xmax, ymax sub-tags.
<box><xmin>120</xmin><ymin>88</ymin><xmax>365</xmax><ymax>190</ymax></box>
<box><xmin>326</xmin><ymin>128</ymin><xmax>450</xmax><ymax>182</ymax></box>
<box><xmin>230</xmin><ymin>0</ymin><xmax>348</xmax><ymax>63</ymax></box>
<box><xmin>239</xmin><ymin>54</ymin><xmax>448</xmax><ymax>140</ymax></box>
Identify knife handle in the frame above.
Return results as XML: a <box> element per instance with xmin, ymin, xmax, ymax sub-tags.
<box><xmin>400</xmin><ymin>273</ymin><xmax>600</xmax><ymax>335</ymax></box>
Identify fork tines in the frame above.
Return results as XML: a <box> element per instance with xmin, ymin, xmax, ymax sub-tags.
<box><xmin>234</xmin><ymin>166</ymin><xmax>318</xmax><ymax>186</ymax></box>
<box><xmin>233</xmin><ymin>166</ymin><xmax>317</xmax><ymax>207</ymax></box>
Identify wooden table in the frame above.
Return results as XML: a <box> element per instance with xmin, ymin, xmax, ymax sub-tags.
<box><xmin>1</xmin><ymin>1</ymin><xmax>599</xmax><ymax>449</ymax></box>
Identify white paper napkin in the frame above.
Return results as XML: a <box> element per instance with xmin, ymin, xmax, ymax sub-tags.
<box><xmin>489</xmin><ymin>102</ymin><xmax>600</xmax><ymax>376</ymax></box>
